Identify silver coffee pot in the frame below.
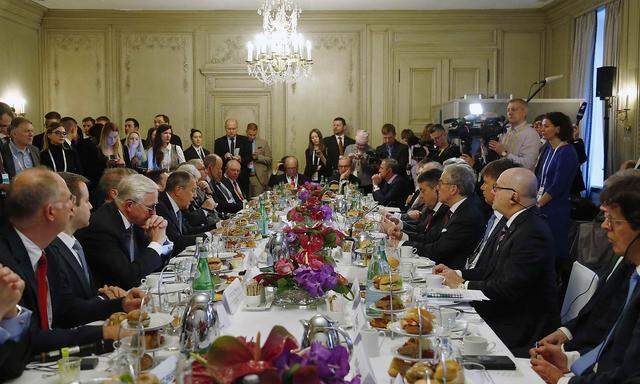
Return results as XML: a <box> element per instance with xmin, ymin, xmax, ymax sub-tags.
<box><xmin>179</xmin><ymin>292</ymin><xmax>218</xmax><ymax>353</ymax></box>
<box><xmin>300</xmin><ymin>314</ymin><xmax>353</xmax><ymax>355</ymax></box>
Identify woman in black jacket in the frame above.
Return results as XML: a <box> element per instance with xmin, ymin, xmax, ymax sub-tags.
<box><xmin>40</xmin><ymin>122</ymin><xmax>82</xmax><ymax>174</ymax></box>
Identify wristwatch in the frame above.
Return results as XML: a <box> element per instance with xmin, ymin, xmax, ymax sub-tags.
<box><xmin>501</xmin><ymin>151</ymin><xmax>508</xmax><ymax>157</ymax></box>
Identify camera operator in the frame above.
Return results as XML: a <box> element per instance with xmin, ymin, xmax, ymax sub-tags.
<box><xmin>428</xmin><ymin>124</ymin><xmax>461</xmax><ymax>164</ymax></box>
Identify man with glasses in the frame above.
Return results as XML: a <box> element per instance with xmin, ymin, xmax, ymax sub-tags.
<box><xmin>441</xmin><ymin>167</ymin><xmax>559</xmax><ymax>356</ymax></box>
<box><xmin>0</xmin><ymin>117</ymin><xmax>40</xmax><ymax>179</ymax></box>
<box><xmin>530</xmin><ymin>169</ymin><xmax>640</xmax><ymax>384</ymax></box>
<box><xmin>77</xmin><ymin>174</ymin><xmax>170</xmax><ymax>290</ymax></box>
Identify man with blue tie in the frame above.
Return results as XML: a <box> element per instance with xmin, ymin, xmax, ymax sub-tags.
<box><xmin>530</xmin><ymin>169</ymin><xmax>640</xmax><ymax>383</ymax></box>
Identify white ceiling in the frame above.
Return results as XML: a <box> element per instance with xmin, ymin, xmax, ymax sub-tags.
<box><xmin>33</xmin><ymin>0</ymin><xmax>553</xmax><ymax>11</ymax></box>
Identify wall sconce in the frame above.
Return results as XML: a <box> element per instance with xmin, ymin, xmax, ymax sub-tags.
<box><xmin>0</xmin><ymin>93</ymin><xmax>26</xmax><ymax>116</ymax></box>
<box><xmin>615</xmin><ymin>94</ymin><xmax>631</xmax><ymax>133</ymax></box>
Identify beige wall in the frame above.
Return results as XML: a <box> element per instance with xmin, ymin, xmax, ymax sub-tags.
<box><xmin>544</xmin><ymin>0</ymin><xmax>640</xmax><ymax>169</ymax></box>
<box><xmin>39</xmin><ymin>9</ymin><xmax>547</xmax><ymax>163</ymax></box>
<box><xmin>0</xmin><ymin>0</ymin><xmax>44</xmax><ymax>123</ymax></box>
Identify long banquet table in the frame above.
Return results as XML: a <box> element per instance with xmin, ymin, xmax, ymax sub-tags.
<box><xmin>11</xmin><ymin>239</ymin><xmax>545</xmax><ymax>384</ymax></box>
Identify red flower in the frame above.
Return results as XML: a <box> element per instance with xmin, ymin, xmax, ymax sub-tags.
<box><xmin>275</xmin><ymin>259</ymin><xmax>294</xmax><ymax>275</ymax></box>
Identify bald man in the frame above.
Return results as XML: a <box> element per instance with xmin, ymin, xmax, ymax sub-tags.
<box><xmin>214</xmin><ymin>118</ymin><xmax>252</xmax><ymax>194</ymax></box>
<box><xmin>268</xmin><ymin>156</ymin><xmax>309</xmax><ymax>188</ymax></box>
<box><xmin>223</xmin><ymin>159</ymin><xmax>247</xmax><ymax>202</ymax></box>
<box><xmin>440</xmin><ymin>168</ymin><xmax>559</xmax><ymax>357</ymax></box>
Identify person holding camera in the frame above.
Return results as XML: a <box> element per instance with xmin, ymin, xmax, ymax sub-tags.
<box><xmin>303</xmin><ymin>129</ymin><xmax>330</xmax><ymax>183</ymax></box>
<box><xmin>344</xmin><ymin>130</ymin><xmax>375</xmax><ymax>194</ymax></box>
<box><xmin>490</xmin><ymin>98</ymin><xmax>541</xmax><ymax>170</ymax></box>
<box><xmin>428</xmin><ymin>124</ymin><xmax>461</xmax><ymax>164</ymax></box>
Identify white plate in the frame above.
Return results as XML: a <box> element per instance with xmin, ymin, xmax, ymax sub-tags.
<box><xmin>212</xmin><ymin>252</ymin><xmax>238</xmax><ymax>260</ymax></box>
<box><xmin>123</xmin><ymin>312</ymin><xmax>173</xmax><ymax>331</ymax></box>
<box><xmin>369</xmin><ymin>232</ymin><xmax>387</xmax><ymax>239</ymax></box>
<box><xmin>369</xmin><ymin>286</ymin><xmax>407</xmax><ymax>294</ymax></box>
<box><xmin>414</xmin><ymin>259</ymin><xmax>436</xmax><ymax>268</ymax></box>
<box><xmin>368</xmin><ymin>303</ymin><xmax>407</xmax><ymax>314</ymax></box>
<box><xmin>243</xmin><ymin>300</ymin><xmax>273</xmax><ymax>312</ymax></box>
<box><xmin>147</xmin><ymin>283</ymin><xmax>190</xmax><ymax>295</ymax></box>
<box><xmin>387</xmin><ymin>321</ymin><xmax>435</xmax><ymax>337</ymax></box>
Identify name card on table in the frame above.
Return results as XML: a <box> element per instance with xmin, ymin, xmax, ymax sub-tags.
<box><xmin>149</xmin><ymin>354</ymin><xmax>178</xmax><ymax>384</ymax></box>
<box><xmin>214</xmin><ymin>301</ymin><xmax>231</xmax><ymax>328</ymax></box>
<box><xmin>351</xmin><ymin>333</ymin><xmax>376</xmax><ymax>384</ymax></box>
<box><xmin>223</xmin><ymin>278</ymin><xmax>244</xmax><ymax>315</ymax></box>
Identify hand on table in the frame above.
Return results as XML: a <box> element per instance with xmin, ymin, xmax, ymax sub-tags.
<box><xmin>529</xmin><ymin>343</ymin><xmax>569</xmax><ymax>372</ymax></box>
<box><xmin>442</xmin><ymin>269</ymin><xmax>464</xmax><ymax>288</ymax></box>
<box><xmin>406</xmin><ymin>210</ymin><xmax>421</xmax><ymax>220</ymax></box>
<box><xmin>530</xmin><ymin>357</ymin><xmax>566</xmax><ymax>384</ymax></box>
<box><xmin>539</xmin><ymin>330</ymin><xmax>569</xmax><ymax>346</ymax></box>
<box><xmin>432</xmin><ymin>264</ymin><xmax>451</xmax><ymax>275</ymax></box>
<box><xmin>122</xmin><ymin>288</ymin><xmax>146</xmax><ymax>313</ymax></box>
<box><xmin>202</xmin><ymin>197</ymin><xmax>217</xmax><ymax>210</ymax></box>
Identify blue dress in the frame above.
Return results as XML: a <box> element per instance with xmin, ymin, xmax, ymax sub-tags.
<box><xmin>535</xmin><ymin>143</ymin><xmax>578</xmax><ymax>261</ymax></box>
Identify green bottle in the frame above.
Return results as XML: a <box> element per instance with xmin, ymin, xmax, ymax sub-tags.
<box><xmin>366</xmin><ymin>240</ymin><xmax>390</xmax><ymax>285</ymax></box>
<box><xmin>192</xmin><ymin>238</ymin><xmax>214</xmax><ymax>293</ymax></box>
<box><xmin>258</xmin><ymin>195</ymin><xmax>268</xmax><ymax>235</ymax></box>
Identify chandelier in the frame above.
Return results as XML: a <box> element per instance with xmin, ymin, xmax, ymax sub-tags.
<box><xmin>246</xmin><ymin>0</ymin><xmax>313</xmax><ymax>86</ymax></box>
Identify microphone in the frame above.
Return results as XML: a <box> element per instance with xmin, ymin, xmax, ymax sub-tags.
<box><xmin>576</xmin><ymin>102</ymin><xmax>588</xmax><ymax>124</ymax></box>
<box><xmin>33</xmin><ymin>340</ymin><xmax>112</xmax><ymax>363</ymax></box>
<box><xmin>534</xmin><ymin>75</ymin><xmax>564</xmax><ymax>85</ymax></box>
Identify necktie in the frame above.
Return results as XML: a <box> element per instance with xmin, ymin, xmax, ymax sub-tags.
<box><xmin>198</xmin><ymin>148</ymin><xmax>204</xmax><ymax>160</ymax></box>
<box><xmin>424</xmin><ymin>211</ymin><xmax>435</xmax><ymax>231</ymax></box>
<box><xmin>176</xmin><ymin>210</ymin><xmax>183</xmax><ymax>234</ymax></box>
<box><xmin>124</xmin><ymin>226</ymin><xmax>136</xmax><ymax>262</ymax></box>
<box><xmin>571</xmin><ymin>272</ymin><xmax>640</xmax><ymax>375</ymax></box>
<box><xmin>494</xmin><ymin>226</ymin><xmax>509</xmax><ymax>253</ymax></box>
<box><xmin>387</xmin><ymin>144</ymin><xmax>392</xmax><ymax>158</ymax></box>
<box><xmin>229</xmin><ymin>137</ymin><xmax>235</xmax><ymax>154</ymax></box>
<box><xmin>442</xmin><ymin>209</ymin><xmax>452</xmax><ymax>227</ymax></box>
<box><xmin>72</xmin><ymin>240</ymin><xmax>91</xmax><ymax>285</ymax></box>
<box><xmin>36</xmin><ymin>252</ymin><xmax>49</xmax><ymax>330</ymax></box>
<box><xmin>218</xmin><ymin>182</ymin><xmax>234</xmax><ymax>202</ymax></box>
<box><xmin>338</xmin><ymin>136</ymin><xmax>344</xmax><ymax>155</ymax></box>
<box><xmin>467</xmin><ymin>214</ymin><xmax>497</xmax><ymax>269</ymax></box>
<box><xmin>232</xmin><ymin>181</ymin><xmax>245</xmax><ymax>201</ymax></box>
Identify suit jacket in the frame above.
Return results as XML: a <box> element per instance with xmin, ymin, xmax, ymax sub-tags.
<box><xmin>0</xmin><ymin>331</ymin><xmax>30</xmax><ymax>382</ymax></box>
<box><xmin>429</xmin><ymin>144</ymin><xmax>462</xmax><ymax>164</ymax></box>
<box><xmin>76</xmin><ymin>202</ymin><xmax>164</xmax><ymax>290</ymax></box>
<box><xmin>214</xmin><ymin>135</ymin><xmax>252</xmax><ymax>192</ymax></box>
<box><xmin>156</xmin><ymin>191</ymin><xmax>200</xmax><ymax>256</ymax></box>
<box><xmin>267</xmin><ymin>173</ymin><xmax>309</xmax><ymax>188</ymax></box>
<box><xmin>468</xmin><ymin>208</ymin><xmax>559</xmax><ymax>357</ymax></box>
<box><xmin>32</xmin><ymin>132</ymin><xmax>44</xmax><ymax>150</ymax></box>
<box><xmin>372</xmin><ymin>175</ymin><xmax>411</xmax><ymax>209</ymax></box>
<box><xmin>0</xmin><ymin>227</ymin><xmax>105</xmax><ymax>353</ymax></box>
<box><xmin>304</xmin><ymin>147</ymin><xmax>331</xmax><ymax>181</ymax></box>
<box><xmin>324</xmin><ymin>135</ymin><xmax>355</xmax><ymax>172</ymax></box>
<box><xmin>564</xmin><ymin>258</ymin><xmax>635</xmax><ymax>354</ymax></box>
<box><xmin>183</xmin><ymin>146</ymin><xmax>210</xmax><ymax>162</ymax></box>
<box><xmin>45</xmin><ymin>237</ymin><xmax>94</xmax><ymax>299</ymax></box>
<box><xmin>0</xmin><ymin>143</ymin><xmax>41</xmax><ymax>179</ymax></box>
<box><xmin>407</xmin><ymin>197</ymin><xmax>484</xmax><ymax>270</ymax></box>
<box><xmin>210</xmin><ymin>179</ymin><xmax>243</xmax><ymax>215</ymax></box>
<box><xmin>461</xmin><ymin>216</ymin><xmax>508</xmax><ymax>281</ymax></box>
<box><xmin>405</xmin><ymin>203</ymin><xmax>449</xmax><ymax>243</ymax></box>
<box><xmin>375</xmin><ymin>142</ymin><xmax>410</xmax><ymax>170</ymax></box>
<box><xmin>251</xmin><ymin>137</ymin><xmax>272</xmax><ymax>188</ymax></box>
<box><xmin>170</xmin><ymin>133</ymin><xmax>183</xmax><ymax>149</ymax></box>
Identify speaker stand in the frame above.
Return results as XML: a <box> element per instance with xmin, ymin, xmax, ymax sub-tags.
<box><xmin>602</xmin><ymin>97</ymin><xmax>612</xmax><ymax>179</ymax></box>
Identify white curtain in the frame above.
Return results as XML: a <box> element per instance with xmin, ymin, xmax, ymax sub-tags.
<box><xmin>603</xmin><ymin>0</ymin><xmax>623</xmax><ymax>175</ymax></box>
<box><xmin>570</xmin><ymin>11</ymin><xmax>596</xmax><ymax>191</ymax></box>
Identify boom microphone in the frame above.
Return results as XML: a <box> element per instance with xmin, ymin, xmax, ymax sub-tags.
<box><xmin>534</xmin><ymin>74</ymin><xmax>564</xmax><ymax>85</ymax></box>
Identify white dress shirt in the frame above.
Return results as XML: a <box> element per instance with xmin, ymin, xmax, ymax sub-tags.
<box><xmin>15</xmin><ymin>228</ymin><xmax>52</xmax><ymax>328</ymax></box>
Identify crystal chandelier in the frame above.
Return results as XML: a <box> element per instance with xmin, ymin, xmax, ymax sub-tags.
<box><xmin>246</xmin><ymin>0</ymin><xmax>313</xmax><ymax>86</ymax></box>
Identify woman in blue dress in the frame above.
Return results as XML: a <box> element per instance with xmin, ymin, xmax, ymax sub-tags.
<box><xmin>535</xmin><ymin>112</ymin><xmax>578</xmax><ymax>271</ymax></box>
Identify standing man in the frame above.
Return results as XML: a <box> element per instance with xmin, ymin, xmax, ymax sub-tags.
<box><xmin>323</xmin><ymin>117</ymin><xmax>355</xmax><ymax>173</ymax></box>
<box><xmin>489</xmin><ymin>98</ymin><xmax>540</xmax><ymax>170</ymax></box>
<box><xmin>214</xmin><ymin>119</ymin><xmax>252</xmax><ymax>194</ymax></box>
<box><xmin>246</xmin><ymin>123</ymin><xmax>272</xmax><ymax>197</ymax></box>
<box><xmin>375</xmin><ymin>123</ymin><xmax>409</xmax><ymax>171</ymax></box>
<box><xmin>0</xmin><ymin>117</ymin><xmax>40</xmax><ymax>179</ymax></box>
<box><xmin>153</xmin><ymin>114</ymin><xmax>182</xmax><ymax>148</ymax></box>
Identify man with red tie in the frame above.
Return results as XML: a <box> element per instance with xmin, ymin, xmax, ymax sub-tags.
<box><xmin>323</xmin><ymin>117</ymin><xmax>355</xmax><ymax>173</ymax></box>
<box><xmin>267</xmin><ymin>156</ymin><xmax>309</xmax><ymax>189</ymax></box>
<box><xmin>223</xmin><ymin>159</ymin><xmax>247</xmax><ymax>203</ymax></box>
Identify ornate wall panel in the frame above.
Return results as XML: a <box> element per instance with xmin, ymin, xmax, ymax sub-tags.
<box><xmin>119</xmin><ymin>32</ymin><xmax>194</xmax><ymax>140</ymax></box>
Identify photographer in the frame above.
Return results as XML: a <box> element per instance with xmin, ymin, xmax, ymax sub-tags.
<box><xmin>304</xmin><ymin>129</ymin><xmax>330</xmax><ymax>182</ymax></box>
<box><xmin>490</xmin><ymin>98</ymin><xmax>541</xmax><ymax>170</ymax></box>
<box><xmin>345</xmin><ymin>130</ymin><xmax>376</xmax><ymax>194</ymax></box>
<box><xmin>428</xmin><ymin>124</ymin><xmax>461</xmax><ymax>164</ymax></box>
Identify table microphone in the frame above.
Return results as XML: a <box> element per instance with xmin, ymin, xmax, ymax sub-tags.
<box><xmin>33</xmin><ymin>340</ymin><xmax>113</xmax><ymax>363</ymax></box>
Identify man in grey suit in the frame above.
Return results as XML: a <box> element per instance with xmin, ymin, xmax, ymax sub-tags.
<box><xmin>246</xmin><ymin>123</ymin><xmax>272</xmax><ymax>197</ymax></box>
<box><xmin>0</xmin><ymin>117</ymin><xmax>40</xmax><ymax>179</ymax></box>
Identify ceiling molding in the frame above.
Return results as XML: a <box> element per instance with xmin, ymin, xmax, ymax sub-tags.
<box><xmin>0</xmin><ymin>0</ymin><xmax>46</xmax><ymax>28</ymax></box>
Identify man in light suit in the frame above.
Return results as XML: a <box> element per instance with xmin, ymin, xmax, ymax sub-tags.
<box><xmin>246</xmin><ymin>123</ymin><xmax>272</xmax><ymax>197</ymax></box>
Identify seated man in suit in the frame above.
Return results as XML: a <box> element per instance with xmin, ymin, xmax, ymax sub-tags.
<box><xmin>223</xmin><ymin>159</ymin><xmax>248</xmax><ymax>203</ymax></box>
<box><xmin>0</xmin><ymin>117</ymin><xmax>40</xmax><ymax>180</ymax></box>
<box><xmin>156</xmin><ymin>171</ymin><xmax>206</xmax><ymax>256</ymax></box>
<box><xmin>91</xmin><ymin>168</ymin><xmax>137</xmax><ymax>211</ymax></box>
<box><xmin>399</xmin><ymin>163</ymin><xmax>484</xmax><ymax>269</ymax></box>
<box><xmin>434</xmin><ymin>158</ymin><xmax>519</xmax><ymax>281</ymax></box>
<box><xmin>440</xmin><ymin>167</ymin><xmax>558</xmax><ymax>356</ymax></box>
<box><xmin>0</xmin><ymin>265</ymin><xmax>31</xmax><ymax>381</ymax></box>
<box><xmin>428</xmin><ymin>124</ymin><xmax>462</xmax><ymax>165</ymax></box>
<box><xmin>205</xmin><ymin>154</ymin><xmax>242</xmax><ymax>217</ymax></box>
<box><xmin>530</xmin><ymin>169</ymin><xmax>640</xmax><ymax>384</ymax></box>
<box><xmin>402</xmin><ymin>160</ymin><xmax>443</xmax><ymax>221</ymax></box>
<box><xmin>46</xmin><ymin>172</ymin><xmax>144</xmax><ymax>324</ymax></box>
<box><xmin>375</xmin><ymin>123</ymin><xmax>409</xmax><ymax>171</ymax></box>
<box><xmin>372</xmin><ymin>158</ymin><xmax>411</xmax><ymax>210</ymax></box>
<box><xmin>268</xmin><ymin>156</ymin><xmax>309</xmax><ymax>188</ymax></box>
<box><xmin>329</xmin><ymin>156</ymin><xmax>360</xmax><ymax>194</ymax></box>
<box><xmin>77</xmin><ymin>174</ymin><xmax>171</xmax><ymax>290</ymax></box>
<box><xmin>178</xmin><ymin>161</ymin><xmax>219</xmax><ymax>232</ymax></box>
<box><xmin>0</xmin><ymin>168</ymin><xmax>127</xmax><ymax>354</ymax></box>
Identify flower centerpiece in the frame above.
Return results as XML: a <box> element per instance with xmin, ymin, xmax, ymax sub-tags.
<box><xmin>192</xmin><ymin>326</ymin><xmax>360</xmax><ymax>384</ymax></box>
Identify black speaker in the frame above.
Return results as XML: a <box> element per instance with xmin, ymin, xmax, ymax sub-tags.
<box><xmin>596</xmin><ymin>66</ymin><xmax>616</xmax><ymax>99</ymax></box>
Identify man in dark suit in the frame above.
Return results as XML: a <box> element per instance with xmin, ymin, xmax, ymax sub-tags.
<box><xmin>205</xmin><ymin>154</ymin><xmax>243</xmax><ymax>216</ymax></box>
<box><xmin>268</xmin><ymin>156</ymin><xmax>309</xmax><ymax>188</ymax></box>
<box><xmin>153</xmin><ymin>114</ymin><xmax>182</xmax><ymax>148</ymax></box>
<box><xmin>156</xmin><ymin>171</ymin><xmax>204</xmax><ymax>256</ymax></box>
<box><xmin>427</xmin><ymin>124</ymin><xmax>461</xmax><ymax>164</ymax></box>
<box><xmin>529</xmin><ymin>169</ymin><xmax>640</xmax><ymax>384</ymax></box>
<box><xmin>179</xmin><ymin>161</ymin><xmax>219</xmax><ymax>232</ymax></box>
<box><xmin>77</xmin><ymin>174</ymin><xmax>171</xmax><ymax>290</ymax></box>
<box><xmin>375</xmin><ymin>123</ymin><xmax>409</xmax><ymax>171</ymax></box>
<box><xmin>214</xmin><ymin>118</ymin><xmax>252</xmax><ymax>193</ymax></box>
<box><xmin>440</xmin><ymin>168</ymin><xmax>558</xmax><ymax>357</ymax></box>
<box><xmin>329</xmin><ymin>156</ymin><xmax>360</xmax><ymax>193</ymax></box>
<box><xmin>0</xmin><ymin>265</ymin><xmax>31</xmax><ymax>382</ymax></box>
<box><xmin>0</xmin><ymin>168</ymin><xmax>127</xmax><ymax>354</ymax></box>
<box><xmin>372</xmin><ymin>158</ymin><xmax>411</xmax><ymax>210</ymax></box>
<box><xmin>323</xmin><ymin>117</ymin><xmax>355</xmax><ymax>173</ymax></box>
<box><xmin>32</xmin><ymin>111</ymin><xmax>61</xmax><ymax>151</ymax></box>
<box><xmin>434</xmin><ymin>158</ymin><xmax>519</xmax><ymax>280</ymax></box>
<box><xmin>0</xmin><ymin>117</ymin><xmax>40</xmax><ymax>179</ymax></box>
<box><xmin>402</xmin><ymin>163</ymin><xmax>484</xmax><ymax>270</ymax></box>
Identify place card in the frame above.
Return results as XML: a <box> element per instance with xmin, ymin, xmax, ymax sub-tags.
<box><xmin>149</xmin><ymin>354</ymin><xmax>178</xmax><ymax>384</ymax></box>
<box><xmin>223</xmin><ymin>278</ymin><xmax>244</xmax><ymax>315</ymax></box>
<box><xmin>351</xmin><ymin>333</ymin><xmax>376</xmax><ymax>384</ymax></box>
<box><xmin>214</xmin><ymin>301</ymin><xmax>230</xmax><ymax>328</ymax></box>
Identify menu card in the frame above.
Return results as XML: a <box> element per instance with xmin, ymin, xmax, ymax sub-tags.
<box><xmin>214</xmin><ymin>302</ymin><xmax>231</xmax><ymax>328</ymax></box>
<box><xmin>223</xmin><ymin>278</ymin><xmax>244</xmax><ymax>314</ymax></box>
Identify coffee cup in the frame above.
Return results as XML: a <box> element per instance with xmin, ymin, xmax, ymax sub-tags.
<box><xmin>143</xmin><ymin>275</ymin><xmax>161</xmax><ymax>290</ymax></box>
<box><xmin>439</xmin><ymin>308</ymin><xmax>461</xmax><ymax>329</ymax></box>
<box><xmin>463</xmin><ymin>336</ymin><xmax>495</xmax><ymax>355</ymax></box>
<box><xmin>400</xmin><ymin>246</ymin><xmax>417</xmax><ymax>258</ymax></box>
<box><xmin>426</xmin><ymin>274</ymin><xmax>445</xmax><ymax>288</ymax></box>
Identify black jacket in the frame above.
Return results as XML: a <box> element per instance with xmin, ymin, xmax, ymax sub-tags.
<box><xmin>213</xmin><ymin>135</ymin><xmax>252</xmax><ymax>192</ymax></box>
<box><xmin>39</xmin><ymin>145</ymin><xmax>83</xmax><ymax>174</ymax></box>
<box><xmin>304</xmin><ymin>147</ymin><xmax>331</xmax><ymax>181</ymax></box>
<box><xmin>0</xmin><ymin>331</ymin><xmax>30</xmax><ymax>381</ymax></box>
<box><xmin>156</xmin><ymin>191</ymin><xmax>201</xmax><ymax>256</ymax></box>
<box><xmin>76</xmin><ymin>202</ymin><xmax>164</xmax><ymax>289</ymax></box>
<box><xmin>405</xmin><ymin>203</ymin><xmax>450</xmax><ymax>243</ymax></box>
<box><xmin>429</xmin><ymin>144</ymin><xmax>462</xmax><ymax>164</ymax></box>
<box><xmin>372</xmin><ymin>175</ymin><xmax>411</xmax><ymax>210</ymax></box>
<box><xmin>210</xmin><ymin>179</ymin><xmax>243</xmax><ymax>215</ymax></box>
<box><xmin>468</xmin><ymin>208</ymin><xmax>559</xmax><ymax>357</ymax></box>
<box><xmin>323</xmin><ymin>135</ymin><xmax>355</xmax><ymax>172</ymax></box>
<box><xmin>407</xmin><ymin>197</ymin><xmax>485</xmax><ymax>270</ymax></box>
<box><xmin>375</xmin><ymin>141</ymin><xmax>409</xmax><ymax>170</ymax></box>
<box><xmin>184</xmin><ymin>146</ymin><xmax>210</xmax><ymax>162</ymax></box>
<box><xmin>461</xmin><ymin>216</ymin><xmax>508</xmax><ymax>281</ymax></box>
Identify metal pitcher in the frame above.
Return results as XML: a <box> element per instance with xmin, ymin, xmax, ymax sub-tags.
<box><xmin>300</xmin><ymin>314</ymin><xmax>353</xmax><ymax>355</ymax></box>
<box><xmin>267</xmin><ymin>231</ymin><xmax>288</xmax><ymax>268</ymax></box>
<box><xmin>179</xmin><ymin>292</ymin><xmax>218</xmax><ymax>353</ymax></box>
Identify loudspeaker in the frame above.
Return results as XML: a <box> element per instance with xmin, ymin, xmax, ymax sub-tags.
<box><xmin>596</xmin><ymin>66</ymin><xmax>616</xmax><ymax>99</ymax></box>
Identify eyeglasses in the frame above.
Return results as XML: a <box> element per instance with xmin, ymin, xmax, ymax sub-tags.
<box><xmin>54</xmin><ymin>193</ymin><xmax>76</xmax><ymax>208</ymax></box>
<box><xmin>52</xmin><ymin>130</ymin><xmax>68</xmax><ymax>137</ymax></box>
<box><xmin>603</xmin><ymin>214</ymin><xmax>628</xmax><ymax>230</ymax></box>
<box><xmin>492</xmin><ymin>183</ymin><xmax>517</xmax><ymax>193</ymax></box>
<box><xmin>129</xmin><ymin>200</ymin><xmax>158</xmax><ymax>213</ymax></box>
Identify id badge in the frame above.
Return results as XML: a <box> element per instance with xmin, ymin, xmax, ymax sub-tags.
<box><xmin>537</xmin><ymin>186</ymin><xmax>544</xmax><ymax>201</ymax></box>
